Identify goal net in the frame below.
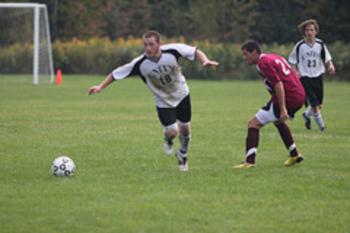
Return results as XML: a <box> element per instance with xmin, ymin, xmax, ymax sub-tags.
<box><xmin>0</xmin><ymin>3</ymin><xmax>54</xmax><ymax>85</ymax></box>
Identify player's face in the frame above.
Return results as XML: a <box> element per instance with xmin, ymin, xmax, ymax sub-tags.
<box><xmin>242</xmin><ymin>49</ymin><xmax>258</xmax><ymax>65</ymax></box>
<box><xmin>304</xmin><ymin>24</ymin><xmax>317</xmax><ymax>40</ymax></box>
<box><xmin>143</xmin><ymin>37</ymin><xmax>160</xmax><ymax>58</ymax></box>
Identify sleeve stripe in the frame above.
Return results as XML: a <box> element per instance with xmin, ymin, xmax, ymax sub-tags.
<box><xmin>161</xmin><ymin>49</ymin><xmax>182</xmax><ymax>61</ymax></box>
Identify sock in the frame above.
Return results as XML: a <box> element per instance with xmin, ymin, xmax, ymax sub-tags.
<box><xmin>179</xmin><ymin>133</ymin><xmax>191</xmax><ymax>155</ymax></box>
<box><xmin>275</xmin><ymin>123</ymin><xmax>298</xmax><ymax>157</ymax></box>
<box><xmin>304</xmin><ymin>106</ymin><xmax>313</xmax><ymax>118</ymax></box>
<box><xmin>313</xmin><ymin>111</ymin><xmax>325</xmax><ymax>130</ymax></box>
<box><xmin>245</xmin><ymin>128</ymin><xmax>259</xmax><ymax>164</ymax></box>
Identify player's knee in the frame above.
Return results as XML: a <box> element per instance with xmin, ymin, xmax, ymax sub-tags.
<box><xmin>178</xmin><ymin>121</ymin><xmax>191</xmax><ymax>135</ymax></box>
<box><xmin>274</xmin><ymin>121</ymin><xmax>286</xmax><ymax>128</ymax></box>
<box><xmin>164</xmin><ymin>123</ymin><xmax>178</xmax><ymax>138</ymax></box>
<box><xmin>248</xmin><ymin>117</ymin><xmax>261</xmax><ymax>129</ymax></box>
<box><xmin>312</xmin><ymin>106</ymin><xmax>320</xmax><ymax>114</ymax></box>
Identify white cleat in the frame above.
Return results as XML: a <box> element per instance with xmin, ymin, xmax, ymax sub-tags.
<box><xmin>176</xmin><ymin>150</ymin><xmax>188</xmax><ymax>172</ymax></box>
<box><xmin>163</xmin><ymin>141</ymin><xmax>174</xmax><ymax>156</ymax></box>
<box><xmin>179</xmin><ymin>163</ymin><xmax>188</xmax><ymax>172</ymax></box>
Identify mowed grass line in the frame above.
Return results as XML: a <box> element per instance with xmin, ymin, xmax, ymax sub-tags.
<box><xmin>0</xmin><ymin>75</ymin><xmax>349</xmax><ymax>233</ymax></box>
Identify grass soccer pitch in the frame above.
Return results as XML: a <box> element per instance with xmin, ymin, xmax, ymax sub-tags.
<box><xmin>1</xmin><ymin>75</ymin><xmax>349</xmax><ymax>233</ymax></box>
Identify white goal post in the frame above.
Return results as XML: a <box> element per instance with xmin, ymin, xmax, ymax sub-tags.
<box><xmin>0</xmin><ymin>3</ymin><xmax>54</xmax><ymax>85</ymax></box>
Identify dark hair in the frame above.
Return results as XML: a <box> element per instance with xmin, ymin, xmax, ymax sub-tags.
<box><xmin>298</xmin><ymin>19</ymin><xmax>319</xmax><ymax>35</ymax></box>
<box><xmin>241</xmin><ymin>40</ymin><xmax>262</xmax><ymax>54</ymax></box>
<box><xmin>142</xmin><ymin>30</ymin><xmax>161</xmax><ymax>43</ymax></box>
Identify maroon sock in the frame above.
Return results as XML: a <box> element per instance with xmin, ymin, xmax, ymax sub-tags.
<box><xmin>245</xmin><ymin>128</ymin><xmax>259</xmax><ymax>163</ymax></box>
<box><xmin>274</xmin><ymin>123</ymin><xmax>298</xmax><ymax>157</ymax></box>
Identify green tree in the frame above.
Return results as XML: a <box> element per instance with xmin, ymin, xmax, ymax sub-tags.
<box><xmin>188</xmin><ymin>0</ymin><xmax>257</xmax><ymax>42</ymax></box>
<box><xmin>104</xmin><ymin>0</ymin><xmax>150</xmax><ymax>39</ymax></box>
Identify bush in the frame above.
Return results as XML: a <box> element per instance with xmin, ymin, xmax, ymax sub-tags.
<box><xmin>1</xmin><ymin>37</ymin><xmax>349</xmax><ymax>80</ymax></box>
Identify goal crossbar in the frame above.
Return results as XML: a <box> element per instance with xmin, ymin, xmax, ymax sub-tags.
<box><xmin>0</xmin><ymin>3</ymin><xmax>46</xmax><ymax>8</ymax></box>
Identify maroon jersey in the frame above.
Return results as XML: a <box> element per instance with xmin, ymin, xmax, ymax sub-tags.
<box><xmin>256</xmin><ymin>53</ymin><xmax>305</xmax><ymax>109</ymax></box>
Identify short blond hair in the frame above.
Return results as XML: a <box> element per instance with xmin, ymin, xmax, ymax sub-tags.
<box><xmin>298</xmin><ymin>19</ymin><xmax>319</xmax><ymax>35</ymax></box>
<box><xmin>142</xmin><ymin>30</ymin><xmax>161</xmax><ymax>43</ymax></box>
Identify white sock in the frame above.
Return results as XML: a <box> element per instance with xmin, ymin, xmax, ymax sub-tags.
<box><xmin>313</xmin><ymin>111</ymin><xmax>325</xmax><ymax>130</ymax></box>
<box><xmin>305</xmin><ymin>106</ymin><xmax>313</xmax><ymax>118</ymax></box>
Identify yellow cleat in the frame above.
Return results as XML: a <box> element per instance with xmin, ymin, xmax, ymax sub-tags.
<box><xmin>233</xmin><ymin>162</ymin><xmax>255</xmax><ymax>169</ymax></box>
<box><xmin>284</xmin><ymin>155</ymin><xmax>304</xmax><ymax>167</ymax></box>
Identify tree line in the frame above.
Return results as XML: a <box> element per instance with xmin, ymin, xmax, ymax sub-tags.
<box><xmin>3</xmin><ymin>0</ymin><xmax>350</xmax><ymax>44</ymax></box>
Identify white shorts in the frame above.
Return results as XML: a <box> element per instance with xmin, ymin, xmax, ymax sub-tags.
<box><xmin>255</xmin><ymin>102</ymin><xmax>278</xmax><ymax>125</ymax></box>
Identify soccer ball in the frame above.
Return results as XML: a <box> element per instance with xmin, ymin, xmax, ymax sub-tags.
<box><xmin>51</xmin><ymin>156</ymin><xmax>76</xmax><ymax>177</ymax></box>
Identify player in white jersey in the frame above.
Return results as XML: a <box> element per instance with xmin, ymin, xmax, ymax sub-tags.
<box><xmin>88</xmin><ymin>31</ymin><xmax>219</xmax><ymax>171</ymax></box>
<box><xmin>289</xmin><ymin>19</ymin><xmax>335</xmax><ymax>131</ymax></box>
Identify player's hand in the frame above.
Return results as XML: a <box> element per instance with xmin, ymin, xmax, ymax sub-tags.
<box><xmin>328</xmin><ymin>64</ymin><xmax>336</xmax><ymax>75</ymax></box>
<box><xmin>278</xmin><ymin>108</ymin><xmax>289</xmax><ymax>123</ymax></box>
<box><xmin>202</xmin><ymin>60</ymin><xmax>219</xmax><ymax>67</ymax></box>
<box><xmin>88</xmin><ymin>85</ymin><xmax>102</xmax><ymax>95</ymax></box>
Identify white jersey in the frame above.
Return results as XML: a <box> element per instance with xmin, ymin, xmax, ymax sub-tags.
<box><xmin>111</xmin><ymin>43</ymin><xmax>196</xmax><ymax>108</ymax></box>
<box><xmin>288</xmin><ymin>38</ymin><xmax>332</xmax><ymax>78</ymax></box>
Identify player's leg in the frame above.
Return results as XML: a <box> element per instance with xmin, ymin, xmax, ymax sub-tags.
<box><xmin>175</xmin><ymin>95</ymin><xmax>192</xmax><ymax>171</ymax></box>
<box><xmin>311</xmin><ymin>77</ymin><xmax>325</xmax><ymax>131</ymax></box>
<box><xmin>233</xmin><ymin>118</ymin><xmax>262</xmax><ymax>169</ymax></box>
<box><xmin>312</xmin><ymin>105</ymin><xmax>325</xmax><ymax>131</ymax></box>
<box><xmin>178</xmin><ymin>122</ymin><xmax>191</xmax><ymax>156</ymax></box>
<box><xmin>156</xmin><ymin>107</ymin><xmax>178</xmax><ymax>155</ymax></box>
<box><xmin>274</xmin><ymin>121</ymin><xmax>304</xmax><ymax>166</ymax></box>
<box><xmin>303</xmin><ymin>104</ymin><xmax>312</xmax><ymax>130</ymax></box>
<box><xmin>300</xmin><ymin>77</ymin><xmax>312</xmax><ymax>129</ymax></box>
<box><xmin>234</xmin><ymin>101</ymin><xmax>275</xmax><ymax>169</ymax></box>
<box><xmin>177</xmin><ymin>122</ymin><xmax>190</xmax><ymax>171</ymax></box>
<box><xmin>246</xmin><ymin>117</ymin><xmax>262</xmax><ymax>163</ymax></box>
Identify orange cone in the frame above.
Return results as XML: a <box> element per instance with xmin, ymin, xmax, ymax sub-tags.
<box><xmin>55</xmin><ymin>69</ymin><xmax>62</xmax><ymax>85</ymax></box>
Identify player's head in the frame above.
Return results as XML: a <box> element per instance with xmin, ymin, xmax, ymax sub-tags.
<box><xmin>142</xmin><ymin>30</ymin><xmax>161</xmax><ymax>58</ymax></box>
<box><xmin>298</xmin><ymin>19</ymin><xmax>319</xmax><ymax>39</ymax></box>
<box><xmin>241</xmin><ymin>40</ymin><xmax>262</xmax><ymax>65</ymax></box>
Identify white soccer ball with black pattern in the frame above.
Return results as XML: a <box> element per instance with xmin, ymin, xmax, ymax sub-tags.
<box><xmin>51</xmin><ymin>156</ymin><xmax>76</xmax><ymax>176</ymax></box>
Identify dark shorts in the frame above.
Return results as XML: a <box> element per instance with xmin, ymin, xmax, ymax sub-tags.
<box><xmin>300</xmin><ymin>76</ymin><xmax>324</xmax><ymax>107</ymax></box>
<box><xmin>156</xmin><ymin>95</ymin><xmax>192</xmax><ymax>127</ymax></box>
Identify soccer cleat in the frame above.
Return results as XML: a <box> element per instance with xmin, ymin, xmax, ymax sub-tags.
<box><xmin>163</xmin><ymin>141</ymin><xmax>174</xmax><ymax>156</ymax></box>
<box><xmin>176</xmin><ymin>150</ymin><xmax>188</xmax><ymax>172</ymax></box>
<box><xmin>284</xmin><ymin>155</ymin><xmax>304</xmax><ymax>167</ymax></box>
<box><xmin>233</xmin><ymin>162</ymin><xmax>255</xmax><ymax>169</ymax></box>
<box><xmin>302</xmin><ymin>112</ymin><xmax>311</xmax><ymax>130</ymax></box>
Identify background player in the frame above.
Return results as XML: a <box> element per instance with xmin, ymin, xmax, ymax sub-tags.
<box><xmin>88</xmin><ymin>30</ymin><xmax>219</xmax><ymax>171</ymax></box>
<box><xmin>234</xmin><ymin>40</ymin><xmax>305</xmax><ymax>168</ymax></box>
<box><xmin>289</xmin><ymin>19</ymin><xmax>336</xmax><ymax>131</ymax></box>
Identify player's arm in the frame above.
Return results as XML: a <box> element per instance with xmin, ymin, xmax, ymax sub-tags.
<box><xmin>290</xmin><ymin>64</ymin><xmax>298</xmax><ymax>72</ymax></box>
<box><xmin>195</xmin><ymin>49</ymin><xmax>219</xmax><ymax>67</ymax></box>
<box><xmin>274</xmin><ymin>81</ymin><xmax>289</xmax><ymax>123</ymax></box>
<box><xmin>290</xmin><ymin>64</ymin><xmax>300</xmax><ymax>78</ymax></box>
<box><xmin>88</xmin><ymin>73</ymin><xmax>114</xmax><ymax>95</ymax></box>
<box><xmin>288</xmin><ymin>45</ymin><xmax>300</xmax><ymax>78</ymax></box>
<box><xmin>324</xmin><ymin>44</ymin><xmax>336</xmax><ymax>75</ymax></box>
<box><xmin>88</xmin><ymin>55</ymin><xmax>142</xmax><ymax>95</ymax></box>
<box><xmin>326</xmin><ymin>61</ymin><xmax>336</xmax><ymax>75</ymax></box>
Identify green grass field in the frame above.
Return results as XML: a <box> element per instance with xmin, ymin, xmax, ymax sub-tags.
<box><xmin>1</xmin><ymin>75</ymin><xmax>349</xmax><ymax>233</ymax></box>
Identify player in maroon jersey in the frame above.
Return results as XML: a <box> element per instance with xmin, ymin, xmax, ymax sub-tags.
<box><xmin>234</xmin><ymin>40</ymin><xmax>305</xmax><ymax>168</ymax></box>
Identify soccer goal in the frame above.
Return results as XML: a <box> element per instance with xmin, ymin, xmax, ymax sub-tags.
<box><xmin>0</xmin><ymin>3</ymin><xmax>54</xmax><ymax>85</ymax></box>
